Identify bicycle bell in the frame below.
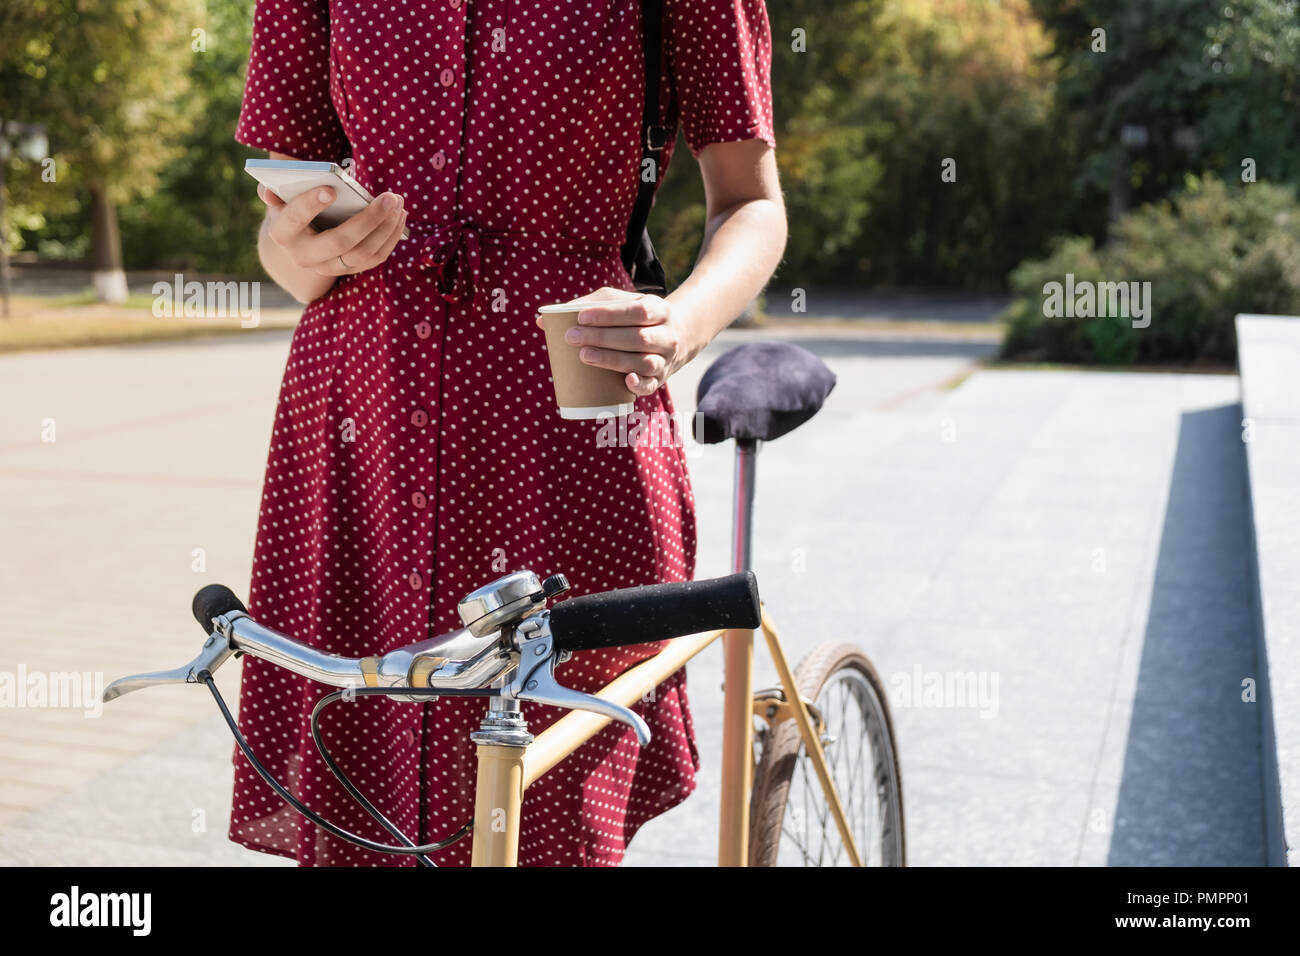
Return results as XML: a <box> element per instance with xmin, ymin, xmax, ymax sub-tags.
<box><xmin>457</xmin><ymin>570</ymin><xmax>569</xmax><ymax>637</ymax></box>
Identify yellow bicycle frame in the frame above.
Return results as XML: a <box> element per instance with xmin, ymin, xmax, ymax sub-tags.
<box><xmin>469</xmin><ymin>607</ymin><xmax>862</xmax><ymax>866</ymax></box>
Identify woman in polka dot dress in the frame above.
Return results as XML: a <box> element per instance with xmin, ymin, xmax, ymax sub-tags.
<box><xmin>231</xmin><ymin>0</ymin><xmax>786</xmax><ymax>866</ymax></box>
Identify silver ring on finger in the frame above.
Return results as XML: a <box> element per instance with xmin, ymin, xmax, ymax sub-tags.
<box><xmin>337</xmin><ymin>254</ymin><xmax>351</xmax><ymax>272</ymax></box>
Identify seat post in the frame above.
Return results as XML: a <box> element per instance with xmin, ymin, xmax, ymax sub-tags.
<box><xmin>731</xmin><ymin>438</ymin><xmax>759</xmax><ymax>573</ymax></box>
<box><xmin>720</xmin><ymin>437</ymin><xmax>759</xmax><ymax>866</ymax></box>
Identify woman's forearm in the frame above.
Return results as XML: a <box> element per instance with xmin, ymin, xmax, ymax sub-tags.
<box><xmin>666</xmin><ymin>196</ymin><xmax>788</xmax><ymax>363</ymax></box>
<box><xmin>258</xmin><ymin>213</ymin><xmax>337</xmax><ymax>305</ymax></box>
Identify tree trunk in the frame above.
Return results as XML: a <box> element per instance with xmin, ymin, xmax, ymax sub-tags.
<box><xmin>0</xmin><ymin>159</ymin><xmax>11</xmax><ymax>319</ymax></box>
<box><xmin>89</xmin><ymin>185</ymin><xmax>127</xmax><ymax>303</ymax></box>
<box><xmin>1106</xmin><ymin>148</ymin><xmax>1131</xmax><ymax>240</ymax></box>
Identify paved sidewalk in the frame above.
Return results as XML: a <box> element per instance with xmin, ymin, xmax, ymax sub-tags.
<box><xmin>1</xmin><ymin>327</ymin><xmax>1264</xmax><ymax>866</ymax></box>
<box><xmin>0</xmin><ymin>323</ymin><xmax>982</xmax><ymax>865</ymax></box>
<box><xmin>624</xmin><ymin>369</ymin><xmax>1263</xmax><ymax>866</ymax></box>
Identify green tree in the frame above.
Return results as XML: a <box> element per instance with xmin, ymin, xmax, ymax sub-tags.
<box><xmin>657</xmin><ymin>0</ymin><xmax>1073</xmax><ymax>292</ymax></box>
<box><xmin>651</xmin><ymin>0</ymin><xmax>889</xmax><ymax>292</ymax></box>
<box><xmin>0</xmin><ymin>0</ymin><xmax>198</xmax><ymax>300</ymax></box>
<box><xmin>118</xmin><ymin>0</ymin><xmax>265</xmax><ymax>276</ymax></box>
<box><xmin>848</xmin><ymin>0</ymin><xmax>1075</xmax><ymax>287</ymax></box>
<box><xmin>1032</xmin><ymin>0</ymin><xmax>1300</xmax><ymax>233</ymax></box>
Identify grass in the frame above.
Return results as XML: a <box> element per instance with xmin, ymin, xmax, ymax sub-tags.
<box><xmin>0</xmin><ymin>294</ymin><xmax>302</xmax><ymax>353</ymax></box>
<box><xmin>43</xmin><ymin>289</ymin><xmax>160</xmax><ymax>310</ymax></box>
<box><xmin>941</xmin><ymin>369</ymin><xmax>977</xmax><ymax>390</ymax></box>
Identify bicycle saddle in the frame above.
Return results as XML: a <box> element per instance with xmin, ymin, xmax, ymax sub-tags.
<box><xmin>695</xmin><ymin>342</ymin><xmax>836</xmax><ymax>444</ymax></box>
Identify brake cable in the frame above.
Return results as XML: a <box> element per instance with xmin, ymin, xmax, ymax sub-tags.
<box><xmin>309</xmin><ymin>688</ymin><xmax>477</xmax><ymax>864</ymax></box>
<box><xmin>203</xmin><ymin>672</ymin><xmax>494</xmax><ymax>864</ymax></box>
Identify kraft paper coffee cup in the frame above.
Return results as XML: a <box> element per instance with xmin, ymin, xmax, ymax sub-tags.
<box><xmin>537</xmin><ymin>300</ymin><xmax>636</xmax><ymax>420</ymax></box>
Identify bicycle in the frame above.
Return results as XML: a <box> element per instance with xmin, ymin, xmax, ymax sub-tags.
<box><xmin>104</xmin><ymin>341</ymin><xmax>905</xmax><ymax>867</ymax></box>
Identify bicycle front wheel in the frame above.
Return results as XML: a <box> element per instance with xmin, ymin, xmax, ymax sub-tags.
<box><xmin>749</xmin><ymin>643</ymin><xmax>905</xmax><ymax>866</ymax></box>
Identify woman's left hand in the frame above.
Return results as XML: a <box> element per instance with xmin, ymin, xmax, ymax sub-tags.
<box><xmin>535</xmin><ymin>288</ymin><xmax>696</xmax><ymax>398</ymax></box>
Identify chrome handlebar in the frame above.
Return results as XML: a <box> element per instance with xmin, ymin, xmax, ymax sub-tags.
<box><xmin>103</xmin><ymin>611</ymin><xmax>376</xmax><ymax>703</ymax></box>
<box><xmin>102</xmin><ymin>573</ymin><xmax>650</xmax><ymax>742</ymax></box>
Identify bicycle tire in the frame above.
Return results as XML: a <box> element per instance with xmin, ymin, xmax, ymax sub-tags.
<box><xmin>749</xmin><ymin>643</ymin><xmax>905</xmax><ymax>866</ymax></box>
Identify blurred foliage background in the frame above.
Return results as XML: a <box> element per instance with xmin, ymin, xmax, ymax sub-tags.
<box><xmin>1002</xmin><ymin>176</ymin><xmax>1300</xmax><ymax>364</ymax></box>
<box><xmin>4</xmin><ymin>0</ymin><xmax>1300</xmax><ymax>363</ymax></box>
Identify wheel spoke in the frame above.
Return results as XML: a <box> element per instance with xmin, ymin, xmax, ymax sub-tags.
<box><xmin>760</xmin><ymin>657</ymin><xmax>902</xmax><ymax>868</ymax></box>
<box><xmin>797</xmin><ymin>745</ymin><xmax>830</xmax><ymax>865</ymax></box>
<box><xmin>831</xmin><ymin>683</ymin><xmax>851</xmax><ymax>865</ymax></box>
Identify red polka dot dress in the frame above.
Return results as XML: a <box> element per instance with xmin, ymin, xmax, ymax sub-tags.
<box><xmin>229</xmin><ymin>0</ymin><xmax>776</xmax><ymax>866</ymax></box>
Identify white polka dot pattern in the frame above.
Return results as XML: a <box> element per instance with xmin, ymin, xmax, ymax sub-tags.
<box><xmin>229</xmin><ymin>0</ymin><xmax>775</xmax><ymax>867</ymax></box>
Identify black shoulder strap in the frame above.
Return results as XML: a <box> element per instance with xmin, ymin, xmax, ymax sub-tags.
<box><xmin>640</xmin><ymin>0</ymin><xmax>669</xmax><ymax>154</ymax></box>
<box><xmin>621</xmin><ymin>0</ymin><xmax>670</xmax><ymax>291</ymax></box>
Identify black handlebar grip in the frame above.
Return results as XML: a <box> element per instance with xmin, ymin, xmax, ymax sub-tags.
<box><xmin>192</xmin><ymin>584</ymin><xmax>248</xmax><ymax>633</ymax></box>
<box><xmin>548</xmin><ymin>572</ymin><xmax>761</xmax><ymax>653</ymax></box>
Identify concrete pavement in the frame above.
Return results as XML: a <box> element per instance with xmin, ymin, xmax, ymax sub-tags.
<box><xmin>0</xmin><ymin>322</ymin><xmax>982</xmax><ymax>865</ymax></box>
<box><xmin>1</xmin><ymin>323</ymin><xmax>1267</xmax><ymax>866</ymax></box>
<box><xmin>624</xmin><ymin>368</ymin><xmax>1263</xmax><ymax>866</ymax></box>
<box><xmin>1236</xmin><ymin>314</ymin><xmax>1300</xmax><ymax>865</ymax></box>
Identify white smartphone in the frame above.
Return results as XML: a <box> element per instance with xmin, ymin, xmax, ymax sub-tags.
<box><xmin>244</xmin><ymin>159</ymin><xmax>409</xmax><ymax>239</ymax></box>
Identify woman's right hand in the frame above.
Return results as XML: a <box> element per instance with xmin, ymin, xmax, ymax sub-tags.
<box><xmin>258</xmin><ymin>183</ymin><xmax>408</xmax><ymax>278</ymax></box>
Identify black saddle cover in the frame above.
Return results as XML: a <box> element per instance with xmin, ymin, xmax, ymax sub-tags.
<box><xmin>695</xmin><ymin>342</ymin><xmax>837</xmax><ymax>444</ymax></box>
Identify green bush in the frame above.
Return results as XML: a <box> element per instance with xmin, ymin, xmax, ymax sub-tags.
<box><xmin>1000</xmin><ymin>176</ymin><xmax>1300</xmax><ymax>365</ymax></box>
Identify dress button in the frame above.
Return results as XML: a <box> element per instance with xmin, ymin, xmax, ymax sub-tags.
<box><xmin>431</xmin><ymin>150</ymin><xmax>446</xmax><ymax>171</ymax></box>
<box><xmin>405</xmin><ymin>728</ymin><xmax>418</xmax><ymax>746</ymax></box>
<box><xmin>415</xmin><ymin>320</ymin><xmax>432</xmax><ymax>339</ymax></box>
<box><xmin>410</xmin><ymin>408</ymin><xmax>429</xmax><ymax>428</ymax></box>
<box><xmin>440</xmin><ymin>68</ymin><xmax>456</xmax><ymax>87</ymax></box>
<box><xmin>408</xmin><ymin>572</ymin><xmax>424</xmax><ymax>590</ymax></box>
<box><xmin>450</xmin><ymin>0</ymin><xmax>461</xmax><ymax>8</ymax></box>
<box><xmin>411</xmin><ymin>491</ymin><xmax>427</xmax><ymax>509</ymax></box>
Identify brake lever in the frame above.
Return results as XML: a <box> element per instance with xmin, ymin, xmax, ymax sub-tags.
<box><xmin>509</xmin><ymin>621</ymin><xmax>651</xmax><ymax>746</ymax></box>
<box><xmin>102</xmin><ymin>616</ymin><xmax>240</xmax><ymax>703</ymax></box>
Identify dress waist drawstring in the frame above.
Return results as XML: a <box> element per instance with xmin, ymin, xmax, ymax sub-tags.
<box><xmin>393</xmin><ymin>219</ymin><xmax>623</xmax><ymax>307</ymax></box>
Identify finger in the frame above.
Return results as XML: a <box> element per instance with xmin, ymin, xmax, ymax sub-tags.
<box><xmin>358</xmin><ymin>208</ymin><xmax>408</xmax><ymax>266</ymax></box>
<box><xmin>626</xmin><ymin>372</ymin><xmax>660</xmax><ymax>396</ymax></box>
<box><xmin>257</xmin><ymin>183</ymin><xmax>286</xmax><ymax>209</ymax></box>
<box><xmin>304</xmin><ymin>192</ymin><xmax>404</xmax><ymax>263</ymax></box>
<box><xmin>315</xmin><ymin>253</ymin><xmax>352</xmax><ymax>277</ymax></box>
<box><xmin>318</xmin><ymin>208</ymin><xmax>409</xmax><ymax>276</ymax></box>
<box><xmin>271</xmin><ymin>187</ymin><xmax>337</xmax><ymax>243</ymax></box>
<box><xmin>308</xmin><ymin>207</ymin><xmax>402</xmax><ymax>274</ymax></box>
<box><xmin>565</xmin><ymin>323</ymin><xmax>673</xmax><ymax>356</ymax></box>
<box><xmin>578</xmin><ymin>346</ymin><xmax>666</xmax><ymax>378</ymax></box>
<box><xmin>576</xmin><ymin>296</ymin><xmax>662</xmax><ymax>327</ymax></box>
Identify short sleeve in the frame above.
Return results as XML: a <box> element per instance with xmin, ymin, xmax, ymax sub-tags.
<box><xmin>235</xmin><ymin>0</ymin><xmax>349</xmax><ymax>162</ymax></box>
<box><xmin>667</xmin><ymin>0</ymin><xmax>777</xmax><ymax>159</ymax></box>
